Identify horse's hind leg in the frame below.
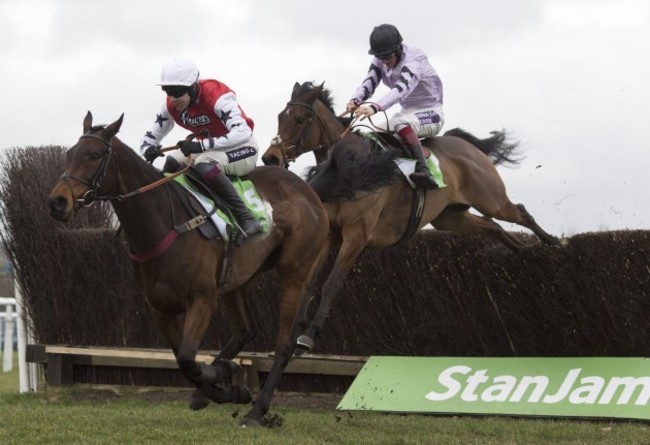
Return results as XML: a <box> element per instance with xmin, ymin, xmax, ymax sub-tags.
<box><xmin>241</xmin><ymin>232</ymin><xmax>328</xmax><ymax>427</ymax></box>
<box><xmin>241</xmin><ymin>274</ymin><xmax>307</xmax><ymax>427</ymax></box>
<box><xmin>432</xmin><ymin>207</ymin><xmax>526</xmax><ymax>252</ymax></box>
<box><xmin>484</xmin><ymin>200</ymin><xmax>560</xmax><ymax>246</ymax></box>
<box><xmin>515</xmin><ymin>203</ymin><xmax>561</xmax><ymax>245</ymax></box>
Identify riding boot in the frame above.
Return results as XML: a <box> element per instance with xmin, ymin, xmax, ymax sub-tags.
<box><xmin>197</xmin><ymin>164</ymin><xmax>263</xmax><ymax>238</ymax></box>
<box><xmin>406</xmin><ymin>141</ymin><xmax>438</xmax><ymax>190</ymax></box>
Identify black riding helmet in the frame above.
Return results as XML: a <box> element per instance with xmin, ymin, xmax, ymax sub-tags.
<box><xmin>368</xmin><ymin>24</ymin><xmax>403</xmax><ymax>57</ymax></box>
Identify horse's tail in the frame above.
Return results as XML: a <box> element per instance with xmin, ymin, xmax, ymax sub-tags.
<box><xmin>307</xmin><ymin>138</ymin><xmax>400</xmax><ymax>201</ymax></box>
<box><xmin>444</xmin><ymin>127</ymin><xmax>523</xmax><ymax>166</ymax></box>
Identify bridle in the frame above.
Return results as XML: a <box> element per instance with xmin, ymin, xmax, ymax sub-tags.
<box><xmin>271</xmin><ymin>101</ymin><xmax>339</xmax><ymax>168</ymax></box>
<box><xmin>58</xmin><ymin>133</ymin><xmax>193</xmax><ymax>206</ymax></box>
<box><xmin>57</xmin><ymin>133</ymin><xmax>115</xmax><ymax>206</ymax></box>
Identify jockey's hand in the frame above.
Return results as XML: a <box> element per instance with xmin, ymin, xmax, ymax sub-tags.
<box><xmin>143</xmin><ymin>145</ymin><xmax>163</xmax><ymax>162</ymax></box>
<box><xmin>178</xmin><ymin>140</ymin><xmax>203</xmax><ymax>156</ymax></box>
<box><xmin>346</xmin><ymin>99</ymin><xmax>360</xmax><ymax>113</ymax></box>
<box><xmin>354</xmin><ymin>104</ymin><xmax>379</xmax><ymax>119</ymax></box>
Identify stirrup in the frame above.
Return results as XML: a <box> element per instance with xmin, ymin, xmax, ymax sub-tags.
<box><xmin>240</xmin><ymin>219</ymin><xmax>263</xmax><ymax>238</ymax></box>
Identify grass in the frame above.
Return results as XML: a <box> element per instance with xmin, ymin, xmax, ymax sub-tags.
<box><xmin>1</xmin><ymin>357</ymin><xmax>650</xmax><ymax>445</ymax></box>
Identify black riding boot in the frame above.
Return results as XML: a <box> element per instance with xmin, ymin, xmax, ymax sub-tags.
<box><xmin>198</xmin><ymin>166</ymin><xmax>263</xmax><ymax>238</ymax></box>
<box><xmin>406</xmin><ymin>141</ymin><xmax>438</xmax><ymax>189</ymax></box>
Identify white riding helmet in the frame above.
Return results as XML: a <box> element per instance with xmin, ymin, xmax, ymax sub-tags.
<box><xmin>158</xmin><ymin>58</ymin><xmax>199</xmax><ymax>86</ymax></box>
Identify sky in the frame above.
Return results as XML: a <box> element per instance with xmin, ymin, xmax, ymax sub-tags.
<box><xmin>0</xmin><ymin>0</ymin><xmax>648</xmax><ymax>237</ymax></box>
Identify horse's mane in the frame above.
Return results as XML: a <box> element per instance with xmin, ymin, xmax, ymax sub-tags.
<box><xmin>292</xmin><ymin>82</ymin><xmax>335</xmax><ymax>113</ymax></box>
<box><xmin>307</xmin><ymin>137</ymin><xmax>400</xmax><ymax>202</ymax></box>
<box><xmin>293</xmin><ymin>81</ymin><xmax>355</xmax><ymax>128</ymax></box>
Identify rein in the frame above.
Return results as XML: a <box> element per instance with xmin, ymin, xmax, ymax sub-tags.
<box><xmin>59</xmin><ymin>134</ymin><xmax>191</xmax><ymax>205</ymax></box>
<box><xmin>58</xmin><ymin>133</ymin><xmax>202</xmax><ymax>263</ymax></box>
<box><xmin>271</xmin><ymin>101</ymin><xmax>340</xmax><ymax>167</ymax></box>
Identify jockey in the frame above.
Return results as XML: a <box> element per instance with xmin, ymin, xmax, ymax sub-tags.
<box><xmin>140</xmin><ymin>58</ymin><xmax>262</xmax><ymax>238</ymax></box>
<box><xmin>346</xmin><ymin>24</ymin><xmax>444</xmax><ymax>190</ymax></box>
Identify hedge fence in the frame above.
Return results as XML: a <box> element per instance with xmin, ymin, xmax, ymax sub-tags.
<box><xmin>1</xmin><ymin>146</ymin><xmax>649</xmax><ymax>389</ymax></box>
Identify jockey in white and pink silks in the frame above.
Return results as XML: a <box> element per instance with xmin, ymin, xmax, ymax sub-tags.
<box><xmin>346</xmin><ymin>24</ymin><xmax>444</xmax><ymax>190</ymax></box>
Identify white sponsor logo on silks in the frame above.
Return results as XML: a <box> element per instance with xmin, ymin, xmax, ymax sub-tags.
<box><xmin>425</xmin><ymin>365</ymin><xmax>650</xmax><ymax>405</ymax></box>
<box><xmin>180</xmin><ymin>113</ymin><xmax>211</xmax><ymax>127</ymax></box>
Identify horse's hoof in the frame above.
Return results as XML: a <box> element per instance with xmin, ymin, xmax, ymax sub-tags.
<box><xmin>296</xmin><ymin>334</ymin><xmax>314</xmax><ymax>354</ymax></box>
<box><xmin>230</xmin><ymin>384</ymin><xmax>253</xmax><ymax>405</ymax></box>
<box><xmin>189</xmin><ymin>389</ymin><xmax>211</xmax><ymax>411</ymax></box>
<box><xmin>199</xmin><ymin>363</ymin><xmax>218</xmax><ymax>384</ymax></box>
<box><xmin>215</xmin><ymin>359</ymin><xmax>244</xmax><ymax>385</ymax></box>
<box><xmin>240</xmin><ymin>417</ymin><xmax>261</xmax><ymax>428</ymax></box>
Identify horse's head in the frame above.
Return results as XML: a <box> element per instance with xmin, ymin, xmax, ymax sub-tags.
<box><xmin>48</xmin><ymin>111</ymin><xmax>123</xmax><ymax>221</ymax></box>
<box><xmin>262</xmin><ymin>82</ymin><xmax>341</xmax><ymax>168</ymax></box>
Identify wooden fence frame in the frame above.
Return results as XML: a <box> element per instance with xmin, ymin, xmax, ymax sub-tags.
<box><xmin>26</xmin><ymin>345</ymin><xmax>367</xmax><ymax>392</ymax></box>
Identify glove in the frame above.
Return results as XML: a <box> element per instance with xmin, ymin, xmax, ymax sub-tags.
<box><xmin>354</xmin><ymin>103</ymin><xmax>379</xmax><ymax>119</ymax></box>
<box><xmin>178</xmin><ymin>140</ymin><xmax>203</xmax><ymax>156</ymax></box>
<box><xmin>143</xmin><ymin>145</ymin><xmax>162</xmax><ymax>162</ymax></box>
<box><xmin>346</xmin><ymin>99</ymin><xmax>360</xmax><ymax>113</ymax></box>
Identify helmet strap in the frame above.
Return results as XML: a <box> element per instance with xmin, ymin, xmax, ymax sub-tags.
<box><xmin>395</xmin><ymin>44</ymin><xmax>404</xmax><ymax>64</ymax></box>
<box><xmin>188</xmin><ymin>82</ymin><xmax>200</xmax><ymax>106</ymax></box>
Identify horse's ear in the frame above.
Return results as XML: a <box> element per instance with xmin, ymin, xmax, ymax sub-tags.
<box><xmin>83</xmin><ymin>111</ymin><xmax>93</xmax><ymax>134</ymax></box>
<box><xmin>293</xmin><ymin>82</ymin><xmax>301</xmax><ymax>92</ymax></box>
<box><xmin>103</xmin><ymin>113</ymin><xmax>124</xmax><ymax>140</ymax></box>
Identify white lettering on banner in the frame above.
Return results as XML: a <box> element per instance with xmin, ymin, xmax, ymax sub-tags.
<box><xmin>425</xmin><ymin>366</ymin><xmax>650</xmax><ymax>406</ymax></box>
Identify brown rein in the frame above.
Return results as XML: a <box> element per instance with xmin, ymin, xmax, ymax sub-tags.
<box><xmin>66</xmin><ymin>136</ymin><xmax>193</xmax><ymax>203</ymax></box>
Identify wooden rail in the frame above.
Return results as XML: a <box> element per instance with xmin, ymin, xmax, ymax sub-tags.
<box><xmin>26</xmin><ymin>345</ymin><xmax>367</xmax><ymax>391</ymax></box>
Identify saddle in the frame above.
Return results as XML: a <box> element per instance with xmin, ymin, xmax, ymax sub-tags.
<box><xmin>169</xmin><ymin>169</ymin><xmax>224</xmax><ymax>241</ymax></box>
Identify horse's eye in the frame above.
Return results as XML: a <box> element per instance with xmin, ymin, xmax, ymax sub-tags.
<box><xmin>295</xmin><ymin>117</ymin><xmax>306</xmax><ymax>125</ymax></box>
<box><xmin>89</xmin><ymin>152</ymin><xmax>102</xmax><ymax>161</ymax></box>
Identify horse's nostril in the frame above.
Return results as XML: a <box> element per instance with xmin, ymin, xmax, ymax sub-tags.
<box><xmin>263</xmin><ymin>156</ymin><xmax>279</xmax><ymax>166</ymax></box>
<box><xmin>47</xmin><ymin>196</ymin><xmax>67</xmax><ymax>214</ymax></box>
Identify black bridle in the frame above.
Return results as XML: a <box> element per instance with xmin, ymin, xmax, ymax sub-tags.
<box><xmin>57</xmin><ymin>133</ymin><xmax>114</xmax><ymax>206</ymax></box>
<box><xmin>271</xmin><ymin>101</ymin><xmax>339</xmax><ymax>167</ymax></box>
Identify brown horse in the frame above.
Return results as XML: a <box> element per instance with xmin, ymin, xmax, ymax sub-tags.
<box><xmin>47</xmin><ymin>112</ymin><xmax>329</xmax><ymax>427</ymax></box>
<box><xmin>262</xmin><ymin>82</ymin><xmax>560</xmax><ymax>352</ymax></box>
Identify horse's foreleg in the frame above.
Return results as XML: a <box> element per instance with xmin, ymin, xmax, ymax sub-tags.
<box><xmin>195</xmin><ymin>287</ymin><xmax>257</xmax><ymax>401</ymax></box>
<box><xmin>215</xmin><ymin>287</ymin><xmax>257</xmax><ymax>361</ymax></box>
<box><xmin>175</xmin><ymin>297</ymin><xmax>214</xmax><ymax>385</ymax></box>
<box><xmin>172</xmin><ymin>296</ymin><xmax>247</xmax><ymax>410</ymax></box>
<box><xmin>297</xmin><ymin>233</ymin><xmax>367</xmax><ymax>353</ymax></box>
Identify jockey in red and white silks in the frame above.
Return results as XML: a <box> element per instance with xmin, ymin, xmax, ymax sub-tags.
<box><xmin>140</xmin><ymin>79</ymin><xmax>258</xmax><ymax>177</ymax></box>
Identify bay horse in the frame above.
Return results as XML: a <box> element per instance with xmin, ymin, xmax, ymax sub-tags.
<box><xmin>262</xmin><ymin>82</ymin><xmax>560</xmax><ymax>352</ymax></box>
<box><xmin>47</xmin><ymin>112</ymin><xmax>329</xmax><ymax>427</ymax></box>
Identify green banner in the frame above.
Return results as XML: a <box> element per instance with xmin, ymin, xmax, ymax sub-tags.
<box><xmin>337</xmin><ymin>357</ymin><xmax>650</xmax><ymax>420</ymax></box>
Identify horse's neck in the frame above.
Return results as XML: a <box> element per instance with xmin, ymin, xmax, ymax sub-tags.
<box><xmin>109</xmin><ymin>147</ymin><xmax>179</xmax><ymax>250</ymax></box>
